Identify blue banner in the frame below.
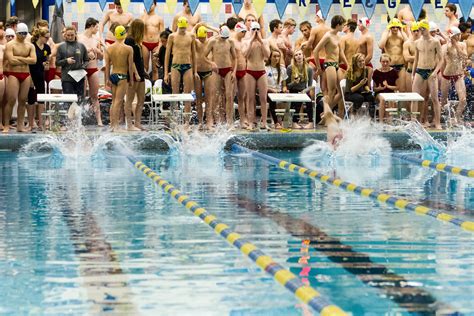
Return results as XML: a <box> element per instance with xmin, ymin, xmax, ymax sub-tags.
<box><xmin>98</xmin><ymin>0</ymin><xmax>107</xmax><ymax>11</ymax></box>
<box><xmin>55</xmin><ymin>0</ymin><xmax>62</xmax><ymax>9</ymax></box>
<box><xmin>318</xmin><ymin>0</ymin><xmax>332</xmax><ymax>19</ymax></box>
<box><xmin>361</xmin><ymin>0</ymin><xmax>376</xmax><ymax>18</ymax></box>
<box><xmin>458</xmin><ymin>0</ymin><xmax>473</xmax><ymax>18</ymax></box>
<box><xmin>144</xmin><ymin>0</ymin><xmax>154</xmax><ymax>11</ymax></box>
<box><xmin>232</xmin><ymin>0</ymin><xmax>243</xmax><ymax>14</ymax></box>
<box><xmin>408</xmin><ymin>0</ymin><xmax>424</xmax><ymax>20</ymax></box>
<box><xmin>188</xmin><ymin>0</ymin><xmax>199</xmax><ymax>14</ymax></box>
<box><xmin>274</xmin><ymin>0</ymin><xmax>289</xmax><ymax>18</ymax></box>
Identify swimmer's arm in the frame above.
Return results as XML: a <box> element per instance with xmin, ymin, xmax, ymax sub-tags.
<box><xmin>242</xmin><ymin>39</ymin><xmax>253</xmax><ymax>59</ymax></box>
<box><xmin>365</xmin><ymin>35</ymin><xmax>374</xmax><ymax>64</ymax></box>
<box><xmin>262</xmin><ymin>38</ymin><xmax>271</xmax><ymax>60</ymax></box>
<box><xmin>80</xmin><ymin>44</ymin><xmax>89</xmax><ymax>68</ymax></box>
<box><xmin>430</xmin><ymin>41</ymin><xmax>443</xmax><ymax>77</ymax></box>
<box><xmin>301</xmin><ymin>29</ymin><xmax>316</xmax><ymax>51</ymax></box>
<box><xmin>339</xmin><ymin>40</ymin><xmax>348</xmax><ymax>66</ymax></box>
<box><xmin>4</xmin><ymin>44</ymin><xmax>21</xmax><ymax>65</ymax></box>
<box><xmin>400</xmin><ymin>30</ymin><xmax>408</xmax><ymax>42</ymax></box>
<box><xmin>95</xmin><ymin>41</ymin><xmax>104</xmax><ymax>60</ymax></box>
<box><xmin>191</xmin><ymin>35</ymin><xmax>197</xmax><ymax>76</ymax></box>
<box><xmin>258</xmin><ymin>15</ymin><xmax>265</xmax><ymax>38</ymax></box>
<box><xmin>312</xmin><ymin>34</ymin><xmax>328</xmax><ymax>72</ymax></box>
<box><xmin>230</xmin><ymin>40</ymin><xmax>237</xmax><ymax>73</ymax></box>
<box><xmin>164</xmin><ymin>35</ymin><xmax>173</xmax><ymax>77</ymax></box>
<box><xmin>128</xmin><ymin>47</ymin><xmax>134</xmax><ymax>83</ymax></box>
<box><xmin>402</xmin><ymin>41</ymin><xmax>414</xmax><ymax>63</ymax></box>
<box><xmin>455</xmin><ymin>42</ymin><xmax>468</xmax><ymax>60</ymax></box>
<box><xmin>99</xmin><ymin>12</ymin><xmax>111</xmax><ymax>40</ymax></box>
<box><xmin>171</xmin><ymin>16</ymin><xmax>178</xmax><ymax>33</ymax></box>
<box><xmin>412</xmin><ymin>44</ymin><xmax>419</xmax><ymax>79</ymax></box>
<box><xmin>378</xmin><ymin>30</ymin><xmax>389</xmax><ymax>50</ymax></box>
<box><xmin>104</xmin><ymin>50</ymin><xmax>110</xmax><ymax>84</ymax></box>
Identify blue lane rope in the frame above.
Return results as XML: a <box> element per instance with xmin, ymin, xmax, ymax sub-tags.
<box><xmin>231</xmin><ymin>144</ymin><xmax>474</xmax><ymax>233</ymax></box>
<box><xmin>126</xmin><ymin>155</ymin><xmax>347</xmax><ymax>316</ymax></box>
<box><xmin>392</xmin><ymin>152</ymin><xmax>474</xmax><ymax>178</ymax></box>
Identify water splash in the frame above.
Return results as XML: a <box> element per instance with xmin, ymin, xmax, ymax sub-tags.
<box><xmin>402</xmin><ymin>120</ymin><xmax>446</xmax><ymax>153</ymax></box>
<box><xmin>300</xmin><ymin>118</ymin><xmax>391</xmax><ymax>183</ymax></box>
<box><xmin>445</xmin><ymin>128</ymin><xmax>474</xmax><ymax>169</ymax></box>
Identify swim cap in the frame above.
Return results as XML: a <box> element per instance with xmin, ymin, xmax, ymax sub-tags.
<box><xmin>250</xmin><ymin>21</ymin><xmax>260</xmax><ymax>31</ymax></box>
<box><xmin>387</xmin><ymin>18</ymin><xmax>403</xmax><ymax>29</ymax></box>
<box><xmin>197</xmin><ymin>26</ymin><xmax>207</xmax><ymax>38</ymax></box>
<box><xmin>411</xmin><ymin>22</ymin><xmax>419</xmax><ymax>31</ymax></box>
<box><xmin>177</xmin><ymin>17</ymin><xmax>188</xmax><ymax>29</ymax></box>
<box><xmin>5</xmin><ymin>28</ymin><xmax>15</xmax><ymax>37</ymax></box>
<box><xmin>448</xmin><ymin>26</ymin><xmax>461</xmax><ymax>37</ymax></box>
<box><xmin>16</xmin><ymin>23</ymin><xmax>28</xmax><ymax>34</ymax></box>
<box><xmin>429</xmin><ymin>21</ymin><xmax>438</xmax><ymax>32</ymax></box>
<box><xmin>235</xmin><ymin>22</ymin><xmax>247</xmax><ymax>33</ymax></box>
<box><xmin>418</xmin><ymin>19</ymin><xmax>429</xmax><ymax>31</ymax></box>
<box><xmin>358</xmin><ymin>17</ymin><xmax>371</xmax><ymax>28</ymax></box>
<box><xmin>220</xmin><ymin>26</ymin><xmax>230</xmax><ymax>38</ymax></box>
<box><xmin>316</xmin><ymin>10</ymin><xmax>323</xmax><ymax>20</ymax></box>
<box><xmin>114</xmin><ymin>25</ymin><xmax>126</xmax><ymax>39</ymax></box>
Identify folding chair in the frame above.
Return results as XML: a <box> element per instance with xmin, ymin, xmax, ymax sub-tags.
<box><xmin>339</xmin><ymin>79</ymin><xmax>353</xmax><ymax>119</ymax></box>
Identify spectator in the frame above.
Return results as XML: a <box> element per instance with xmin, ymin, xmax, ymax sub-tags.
<box><xmin>265</xmin><ymin>49</ymin><xmax>288</xmax><ymax>128</ymax></box>
<box><xmin>373</xmin><ymin>53</ymin><xmax>399</xmax><ymax>122</ymax></box>
<box><xmin>344</xmin><ymin>53</ymin><xmax>375</xmax><ymax>116</ymax></box>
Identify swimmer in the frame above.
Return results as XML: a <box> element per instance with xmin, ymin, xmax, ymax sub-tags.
<box><xmin>267</xmin><ymin>19</ymin><xmax>286</xmax><ymax>65</ymax></box>
<box><xmin>205</xmin><ymin>26</ymin><xmax>237</xmax><ymax>127</ymax></box>
<box><xmin>164</xmin><ymin>17</ymin><xmax>197</xmax><ymax>121</ymax></box>
<box><xmin>105</xmin><ymin>25</ymin><xmax>134</xmax><ymax>132</ymax></box>
<box><xmin>238</xmin><ymin>0</ymin><xmax>265</xmax><ymax>37</ymax></box>
<box><xmin>172</xmin><ymin>0</ymin><xmax>202</xmax><ymax>32</ymax></box>
<box><xmin>301</xmin><ymin>11</ymin><xmax>330</xmax><ymax>92</ymax></box>
<box><xmin>294</xmin><ymin>21</ymin><xmax>312</xmax><ymax>58</ymax></box>
<box><xmin>466</xmin><ymin>31</ymin><xmax>474</xmax><ymax>59</ymax></box>
<box><xmin>313</xmin><ymin>15</ymin><xmax>346</xmax><ymax>112</ymax></box>
<box><xmin>100</xmin><ymin>0</ymin><xmax>133</xmax><ymax>45</ymax></box>
<box><xmin>233</xmin><ymin>22</ymin><xmax>249</xmax><ymax>129</ymax></box>
<box><xmin>280</xmin><ymin>18</ymin><xmax>296</xmax><ymax>66</ymax></box>
<box><xmin>193</xmin><ymin>23</ymin><xmax>219</xmax><ymax>128</ymax></box>
<box><xmin>403</xmin><ymin>21</ymin><xmax>421</xmax><ymax>93</ymax></box>
<box><xmin>141</xmin><ymin>0</ymin><xmax>164</xmax><ymax>81</ymax></box>
<box><xmin>320</xmin><ymin>98</ymin><xmax>343</xmax><ymax>149</ymax></box>
<box><xmin>3</xmin><ymin>23</ymin><xmax>36</xmax><ymax>133</ymax></box>
<box><xmin>357</xmin><ymin>18</ymin><xmax>374</xmax><ymax>84</ymax></box>
<box><xmin>339</xmin><ymin>19</ymin><xmax>358</xmax><ymax>73</ymax></box>
<box><xmin>411</xmin><ymin>20</ymin><xmax>443</xmax><ymax>129</ymax></box>
<box><xmin>0</xmin><ymin>37</ymin><xmax>5</xmax><ymax>129</ymax></box>
<box><xmin>440</xmin><ymin>26</ymin><xmax>468</xmax><ymax>125</ymax></box>
<box><xmin>78</xmin><ymin>18</ymin><xmax>104</xmax><ymax>126</ymax></box>
<box><xmin>0</xmin><ymin>22</ymin><xmax>6</xmax><ymax>45</ymax></box>
<box><xmin>444</xmin><ymin>3</ymin><xmax>460</xmax><ymax>31</ymax></box>
<box><xmin>242</xmin><ymin>21</ymin><xmax>270</xmax><ymax>130</ymax></box>
<box><xmin>379</xmin><ymin>19</ymin><xmax>408</xmax><ymax>94</ymax></box>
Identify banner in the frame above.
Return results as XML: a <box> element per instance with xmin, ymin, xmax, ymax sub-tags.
<box><xmin>384</xmin><ymin>0</ymin><xmax>401</xmax><ymax>18</ymax></box>
<box><xmin>458</xmin><ymin>0</ymin><xmax>473</xmax><ymax>18</ymax></box>
<box><xmin>188</xmin><ymin>0</ymin><xmax>199</xmax><ymax>15</ymax></box>
<box><xmin>77</xmin><ymin>0</ymin><xmax>84</xmax><ymax>12</ymax></box>
<box><xmin>275</xmin><ymin>0</ymin><xmax>289</xmax><ymax>19</ymax></box>
<box><xmin>55</xmin><ymin>0</ymin><xmax>62</xmax><ymax>9</ymax></box>
<box><xmin>232</xmin><ymin>0</ymin><xmax>243</xmax><ymax>15</ymax></box>
<box><xmin>430</xmin><ymin>0</ymin><xmax>448</xmax><ymax>20</ymax></box>
<box><xmin>318</xmin><ymin>0</ymin><xmax>332</xmax><ymax>19</ymax></box>
<box><xmin>297</xmin><ymin>0</ymin><xmax>310</xmax><ymax>19</ymax></box>
<box><xmin>166</xmin><ymin>0</ymin><xmax>178</xmax><ymax>14</ymax></box>
<box><xmin>210</xmin><ymin>0</ymin><xmax>223</xmax><ymax>16</ymax></box>
<box><xmin>361</xmin><ymin>0</ymin><xmax>376</xmax><ymax>18</ymax></box>
<box><xmin>32</xmin><ymin>0</ymin><xmax>39</xmax><ymax>8</ymax></box>
<box><xmin>120</xmin><ymin>0</ymin><xmax>130</xmax><ymax>12</ymax></box>
<box><xmin>98</xmin><ymin>0</ymin><xmax>107</xmax><ymax>11</ymax></box>
<box><xmin>253</xmin><ymin>0</ymin><xmax>266</xmax><ymax>17</ymax></box>
<box><xmin>408</xmin><ymin>0</ymin><xmax>424</xmax><ymax>20</ymax></box>
<box><xmin>144</xmin><ymin>0</ymin><xmax>154</xmax><ymax>12</ymax></box>
<box><xmin>340</xmin><ymin>0</ymin><xmax>355</xmax><ymax>19</ymax></box>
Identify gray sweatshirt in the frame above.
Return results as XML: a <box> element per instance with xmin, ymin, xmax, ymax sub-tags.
<box><xmin>56</xmin><ymin>41</ymin><xmax>89</xmax><ymax>82</ymax></box>
<box><xmin>286</xmin><ymin>65</ymin><xmax>313</xmax><ymax>92</ymax></box>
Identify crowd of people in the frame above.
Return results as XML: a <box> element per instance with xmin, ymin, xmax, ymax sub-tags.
<box><xmin>0</xmin><ymin>0</ymin><xmax>473</xmax><ymax>133</ymax></box>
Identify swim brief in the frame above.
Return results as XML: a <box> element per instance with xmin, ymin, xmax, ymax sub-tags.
<box><xmin>172</xmin><ymin>63</ymin><xmax>192</xmax><ymax>76</ymax></box>
<box><xmin>415</xmin><ymin>68</ymin><xmax>434</xmax><ymax>80</ymax></box>
<box><xmin>110</xmin><ymin>73</ymin><xmax>129</xmax><ymax>85</ymax></box>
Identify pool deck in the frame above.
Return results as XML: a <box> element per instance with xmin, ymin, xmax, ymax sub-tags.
<box><xmin>0</xmin><ymin>127</ymin><xmax>454</xmax><ymax>151</ymax></box>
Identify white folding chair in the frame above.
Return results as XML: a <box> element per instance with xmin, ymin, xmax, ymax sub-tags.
<box><xmin>143</xmin><ymin>79</ymin><xmax>155</xmax><ymax>126</ymax></box>
<box><xmin>339</xmin><ymin>79</ymin><xmax>353</xmax><ymax>120</ymax></box>
<box><xmin>46</xmin><ymin>79</ymin><xmax>62</xmax><ymax>111</ymax></box>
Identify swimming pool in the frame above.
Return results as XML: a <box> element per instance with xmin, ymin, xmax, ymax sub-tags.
<box><xmin>0</xmin><ymin>144</ymin><xmax>473</xmax><ymax>314</ymax></box>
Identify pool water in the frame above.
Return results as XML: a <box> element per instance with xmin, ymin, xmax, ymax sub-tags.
<box><xmin>0</xmin><ymin>147</ymin><xmax>473</xmax><ymax>315</ymax></box>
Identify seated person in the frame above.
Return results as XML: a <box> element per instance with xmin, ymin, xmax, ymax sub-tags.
<box><xmin>286</xmin><ymin>49</ymin><xmax>314</xmax><ymax>129</ymax></box>
<box><xmin>373</xmin><ymin>53</ymin><xmax>399</xmax><ymax>122</ymax></box>
<box><xmin>265</xmin><ymin>49</ymin><xmax>288</xmax><ymax>128</ymax></box>
<box><xmin>343</xmin><ymin>53</ymin><xmax>375</xmax><ymax>116</ymax></box>
<box><xmin>320</xmin><ymin>98</ymin><xmax>343</xmax><ymax>149</ymax></box>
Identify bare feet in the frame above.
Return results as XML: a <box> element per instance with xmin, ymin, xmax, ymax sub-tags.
<box><xmin>274</xmin><ymin>122</ymin><xmax>282</xmax><ymax>129</ymax></box>
<box><xmin>2</xmin><ymin>127</ymin><xmax>9</xmax><ymax>134</ymax></box>
<box><xmin>304</xmin><ymin>122</ymin><xmax>314</xmax><ymax>129</ymax></box>
<box><xmin>17</xmin><ymin>126</ymin><xmax>32</xmax><ymax>133</ymax></box>
<box><xmin>292</xmin><ymin>122</ymin><xmax>302</xmax><ymax>129</ymax></box>
<box><xmin>127</xmin><ymin>126</ymin><xmax>141</xmax><ymax>132</ymax></box>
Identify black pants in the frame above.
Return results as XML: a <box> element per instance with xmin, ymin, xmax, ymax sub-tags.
<box><xmin>267</xmin><ymin>95</ymin><xmax>278</xmax><ymax>124</ymax></box>
<box><xmin>289</xmin><ymin>88</ymin><xmax>313</xmax><ymax>123</ymax></box>
<box><xmin>344</xmin><ymin>92</ymin><xmax>375</xmax><ymax>111</ymax></box>
<box><xmin>62</xmin><ymin>79</ymin><xmax>85</xmax><ymax>101</ymax></box>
